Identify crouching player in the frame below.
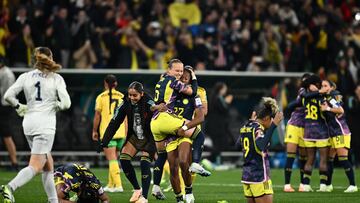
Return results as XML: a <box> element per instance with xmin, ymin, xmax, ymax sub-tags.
<box><xmin>54</xmin><ymin>163</ymin><xmax>110</xmax><ymax>203</ymax></box>
<box><xmin>240</xmin><ymin>97</ymin><xmax>283</xmax><ymax>203</ymax></box>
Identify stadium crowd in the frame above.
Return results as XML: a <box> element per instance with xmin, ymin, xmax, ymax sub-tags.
<box><xmin>0</xmin><ymin>0</ymin><xmax>358</xmax><ymax>73</ymax></box>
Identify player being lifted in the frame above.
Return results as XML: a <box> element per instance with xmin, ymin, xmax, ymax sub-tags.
<box><xmin>240</xmin><ymin>97</ymin><xmax>283</xmax><ymax>203</ymax></box>
<box><xmin>150</xmin><ymin>59</ymin><xmax>198</xmax><ymax>202</ymax></box>
<box><xmin>102</xmin><ymin>81</ymin><xmax>166</xmax><ymax>203</ymax></box>
<box><xmin>162</xmin><ymin>66</ymin><xmax>206</xmax><ymax>202</ymax></box>
<box><xmin>320</xmin><ymin>80</ymin><xmax>358</xmax><ymax>193</ymax></box>
<box><xmin>92</xmin><ymin>74</ymin><xmax>126</xmax><ymax>193</ymax></box>
<box><xmin>1</xmin><ymin>47</ymin><xmax>71</xmax><ymax>203</ymax></box>
<box><xmin>54</xmin><ymin>163</ymin><xmax>110</xmax><ymax>203</ymax></box>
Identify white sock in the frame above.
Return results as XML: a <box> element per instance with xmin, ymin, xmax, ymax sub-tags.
<box><xmin>42</xmin><ymin>171</ymin><xmax>58</xmax><ymax>203</ymax></box>
<box><xmin>8</xmin><ymin>166</ymin><xmax>36</xmax><ymax>191</ymax></box>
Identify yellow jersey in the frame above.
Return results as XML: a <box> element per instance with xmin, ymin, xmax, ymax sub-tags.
<box><xmin>95</xmin><ymin>89</ymin><xmax>127</xmax><ymax>139</ymax></box>
<box><xmin>197</xmin><ymin>86</ymin><xmax>207</xmax><ymax>105</ymax></box>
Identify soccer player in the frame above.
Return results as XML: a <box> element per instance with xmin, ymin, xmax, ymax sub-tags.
<box><xmin>0</xmin><ymin>58</ymin><xmax>18</xmax><ymax>171</ymax></box>
<box><xmin>283</xmin><ymin>73</ymin><xmax>310</xmax><ymax>192</ymax></box>
<box><xmin>164</xmin><ymin>66</ymin><xmax>205</xmax><ymax>203</ymax></box>
<box><xmin>188</xmin><ymin>67</ymin><xmax>211</xmax><ymax>177</ymax></box>
<box><xmin>301</xmin><ymin>75</ymin><xmax>329</xmax><ymax>192</ymax></box>
<box><xmin>320</xmin><ymin>80</ymin><xmax>358</xmax><ymax>193</ymax></box>
<box><xmin>92</xmin><ymin>74</ymin><xmax>126</xmax><ymax>193</ymax></box>
<box><xmin>102</xmin><ymin>81</ymin><xmax>166</xmax><ymax>203</ymax></box>
<box><xmin>240</xmin><ymin>97</ymin><xmax>283</xmax><ymax>203</ymax></box>
<box><xmin>150</xmin><ymin>59</ymin><xmax>198</xmax><ymax>200</ymax></box>
<box><xmin>54</xmin><ymin>163</ymin><xmax>110</xmax><ymax>203</ymax></box>
<box><xmin>1</xmin><ymin>47</ymin><xmax>71</xmax><ymax>203</ymax></box>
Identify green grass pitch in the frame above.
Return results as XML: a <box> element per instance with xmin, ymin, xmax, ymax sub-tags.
<box><xmin>1</xmin><ymin>168</ymin><xmax>359</xmax><ymax>203</ymax></box>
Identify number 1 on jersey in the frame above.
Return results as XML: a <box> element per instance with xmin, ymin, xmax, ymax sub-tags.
<box><xmin>35</xmin><ymin>81</ymin><xmax>42</xmax><ymax>101</ymax></box>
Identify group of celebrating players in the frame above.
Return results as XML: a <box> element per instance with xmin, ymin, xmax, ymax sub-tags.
<box><xmin>0</xmin><ymin>48</ymin><xmax>212</xmax><ymax>203</ymax></box>
<box><xmin>0</xmin><ymin>46</ymin><xmax>358</xmax><ymax>203</ymax></box>
<box><xmin>282</xmin><ymin>73</ymin><xmax>358</xmax><ymax>194</ymax></box>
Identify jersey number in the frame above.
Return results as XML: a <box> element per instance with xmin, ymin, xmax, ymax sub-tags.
<box><xmin>243</xmin><ymin>137</ymin><xmax>250</xmax><ymax>158</ymax></box>
<box><xmin>305</xmin><ymin>103</ymin><xmax>318</xmax><ymax>120</ymax></box>
<box><xmin>174</xmin><ymin>107</ymin><xmax>184</xmax><ymax>117</ymax></box>
<box><xmin>154</xmin><ymin>84</ymin><xmax>161</xmax><ymax>102</ymax></box>
<box><xmin>34</xmin><ymin>81</ymin><xmax>42</xmax><ymax>101</ymax></box>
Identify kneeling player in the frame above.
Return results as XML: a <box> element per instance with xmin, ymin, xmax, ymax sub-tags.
<box><xmin>240</xmin><ymin>97</ymin><xmax>283</xmax><ymax>203</ymax></box>
<box><xmin>54</xmin><ymin>163</ymin><xmax>110</xmax><ymax>203</ymax></box>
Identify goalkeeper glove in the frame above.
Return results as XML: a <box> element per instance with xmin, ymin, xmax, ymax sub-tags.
<box><xmin>15</xmin><ymin>103</ymin><xmax>27</xmax><ymax>117</ymax></box>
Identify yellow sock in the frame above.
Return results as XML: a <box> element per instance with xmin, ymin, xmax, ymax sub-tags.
<box><xmin>107</xmin><ymin>163</ymin><xmax>113</xmax><ymax>188</ymax></box>
<box><xmin>109</xmin><ymin>160</ymin><xmax>122</xmax><ymax>188</ymax></box>
<box><xmin>163</xmin><ymin>161</ymin><xmax>170</xmax><ymax>176</ymax></box>
<box><xmin>192</xmin><ymin>173</ymin><xmax>197</xmax><ymax>183</ymax></box>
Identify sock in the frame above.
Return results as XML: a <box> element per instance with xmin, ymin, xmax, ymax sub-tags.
<box><xmin>185</xmin><ymin>185</ymin><xmax>192</xmax><ymax>194</ymax></box>
<box><xmin>162</xmin><ymin>161</ymin><xmax>170</xmax><ymax>182</ymax></box>
<box><xmin>153</xmin><ymin>151</ymin><xmax>167</xmax><ymax>186</ymax></box>
<box><xmin>284</xmin><ymin>153</ymin><xmax>296</xmax><ymax>184</ymax></box>
<box><xmin>303</xmin><ymin>170</ymin><xmax>312</xmax><ymax>185</ymax></box>
<box><xmin>319</xmin><ymin>170</ymin><xmax>328</xmax><ymax>185</ymax></box>
<box><xmin>8</xmin><ymin>166</ymin><xmax>36</xmax><ymax>191</ymax></box>
<box><xmin>175</xmin><ymin>192</ymin><xmax>183</xmax><ymax>202</ymax></box>
<box><xmin>192</xmin><ymin>131</ymin><xmax>205</xmax><ymax>163</ymax></box>
<box><xmin>339</xmin><ymin>156</ymin><xmax>356</xmax><ymax>186</ymax></box>
<box><xmin>109</xmin><ymin>159</ymin><xmax>122</xmax><ymax>188</ymax></box>
<box><xmin>327</xmin><ymin>157</ymin><xmax>334</xmax><ymax>185</ymax></box>
<box><xmin>120</xmin><ymin>154</ymin><xmax>140</xmax><ymax>190</ymax></box>
<box><xmin>42</xmin><ymin>171</ymin><xmax>58</xmax><ymax>203</ymax></box>
<box><xmin>107</xmin><ymin>169</ymin><xmax>113</xmax><ymax>187</ymax></box>
<box><xmin>299</xmin><ymin>156</ymin><xmax>307</xmax><ymax>184</ymax></box>
<box><xmin>140</xmin><ymin>157</ymin><xmax>152</xmax><ymax>199</ymax></box>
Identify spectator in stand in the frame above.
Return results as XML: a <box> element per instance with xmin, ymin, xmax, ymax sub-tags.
<box><xmin>205</xmin><ymin>82</ymin><xmax>234</xmax><ymax>165</ymax></box>
<box><xmin>8</xmin><ymin>24</ymin><xmax>34</xmax><ymax>67</ymax></box>
<box><xmin>347</xmin><ymin>84</ymin><xmax>360</xmax><ymax>166</ymax></box>
<box><xmin>53</xmin><ymin>7</ymin><xmax>72</xmax><ymax>68</ymax></box>
<box><xmin>0</xmin><ymin>57</ymin><xmax>18</xmax><ymax>171</ymax></box>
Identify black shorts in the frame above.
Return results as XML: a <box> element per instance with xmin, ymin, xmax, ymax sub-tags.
<box><xmin>127</xmin><ymin>134</ymin><xmax>156</xmax><ymax>159</ymax></box>
<box><xmin>0</xmin><ymin>106</ymin><xmax>13</xmax><ymax>137</ymax></box>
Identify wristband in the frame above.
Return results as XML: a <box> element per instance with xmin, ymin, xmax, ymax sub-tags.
<box><xmin>326</xmin><ymin>107</ymin><xmax>331</xmax><ymax>111</ymax></box>
<box><xmin>182</xmin><ymin>125</ymin><xmax>188</xmax><ymax>131</ymax></box>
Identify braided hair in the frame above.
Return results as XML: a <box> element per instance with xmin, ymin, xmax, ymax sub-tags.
<box><xmin>104</xmin><ymin>74</ymin><xmax>117</xmax><ymax>114</ymax></box>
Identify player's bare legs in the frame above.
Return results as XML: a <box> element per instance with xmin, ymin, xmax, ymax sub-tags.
<box><xmin>246</xmin><ymin>197</ymin><xmax>256</xmax><ymax>203</ymax></box>
<box><xmin>317</xmin><ymin>147</ymin><xmax>328</xmax><ymax>192</ymax></box>
<box><xmin>255</xmin><ymin>195</ymin><xmax>273</xmax><ymax>203</ymax></box>
<box><xmin>178</xmin><ymin>141</ymin><xmax>194</xmax><ymax>203</ymax></box>
<box><xmin>303</xmin><ymin>147</ymin><xmax>315</xmax><ymax>191</ymax></box>
<box><xmin>167</xmin><ymin>149</ymin><xmax>183</xmax><ymax>202</ymax></box>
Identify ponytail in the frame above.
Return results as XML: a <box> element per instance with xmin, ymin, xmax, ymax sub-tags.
<box><xmin>104</xmin><ymin>74</ymin><xmax>117</xmax><ymax>114</ymax></box>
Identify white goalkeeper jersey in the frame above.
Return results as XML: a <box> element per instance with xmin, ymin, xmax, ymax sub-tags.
<box><xmin>4</xmin><ymin>69</ymin><xmax>71</xmax><ymax>135</ymax></box>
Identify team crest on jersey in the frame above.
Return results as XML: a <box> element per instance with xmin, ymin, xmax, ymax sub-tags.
<box><xmin>183</xmin><ymin>99</ymin><xmax>189</xmax><ymax>105</ymax></box>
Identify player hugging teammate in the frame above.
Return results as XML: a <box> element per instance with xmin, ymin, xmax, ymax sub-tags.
<box><xmin>284</xmin><ymin>74</ymin><xmax>357</xmax><ymax>193</ymax></box>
